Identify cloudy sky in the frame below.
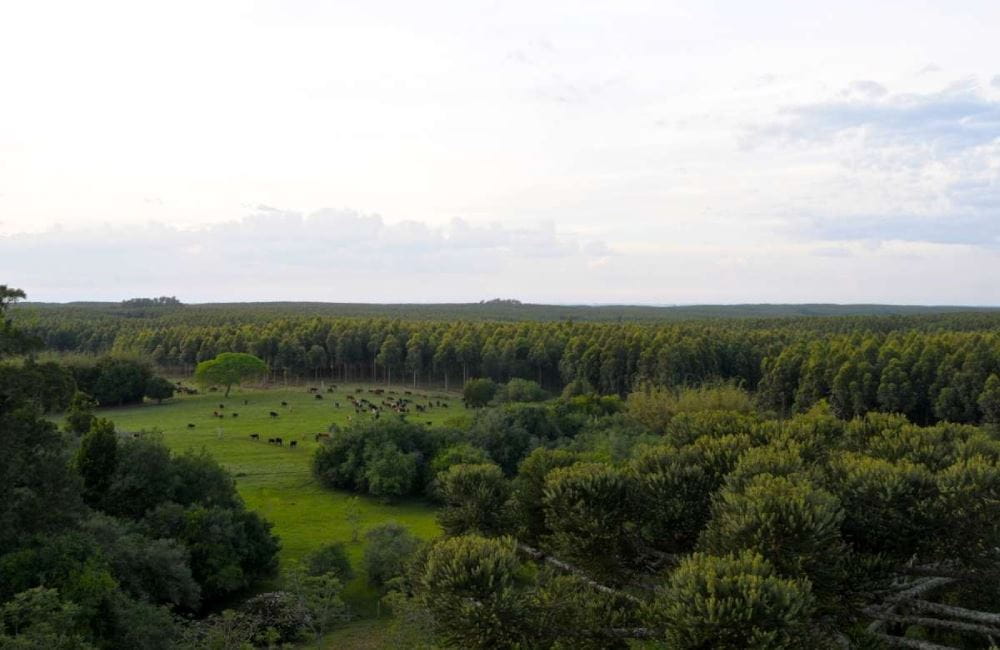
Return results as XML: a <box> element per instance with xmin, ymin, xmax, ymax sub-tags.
<box><xmin>2</xmin><ymin>0</ymin><xmax>1000</xmax><ymax>304</ymax></box>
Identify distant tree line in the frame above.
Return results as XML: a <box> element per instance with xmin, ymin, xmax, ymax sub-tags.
<box><xmin>17</xmin><ymin>305</ymin><xmax>1000</xmax><ymax>424</ymax></box>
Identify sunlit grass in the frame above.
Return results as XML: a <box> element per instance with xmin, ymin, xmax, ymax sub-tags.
<box><xmin>82</xmin><ymin>382</ymin><xmax>456</xmax><ymax>627</ymax></box>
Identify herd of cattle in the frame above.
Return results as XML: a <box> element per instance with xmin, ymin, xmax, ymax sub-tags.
<box><xmin>182</xmin><ymin>385</ymin><xmax>454</xmax><ymax>449</ymax></box>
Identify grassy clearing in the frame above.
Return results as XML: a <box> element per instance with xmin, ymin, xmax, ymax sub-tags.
<box><xmin>85</xmin><ymin>382</ymin><xmax>455</xmax><ymax>627</ymax></box>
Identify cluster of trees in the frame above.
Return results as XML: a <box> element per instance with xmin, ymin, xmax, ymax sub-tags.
<box><xmin>0</xmin><ymin>355</ymin><xmax>175</xmax><ymax>413</ymax></box>
<box><xmin>0</xmin><ymin>286</ymin><xmax>281</xmax><ymax>648</ymax></box>
<box><xmin>19</xmin><ymin>301</ymin><xmax>1000</xmax><ymax>424</ymax></box>
<box><xmin>369</xmin><ymin>392</ymin><xmax>1000</xmax><ymax>649</ymax></box>
<box><xmin>313</xmin><ymin>383</ymin><xmax>622</xmax><ymax>501</ymax></box>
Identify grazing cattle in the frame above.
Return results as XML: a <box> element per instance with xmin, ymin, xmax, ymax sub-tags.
<box><xmin>269</xmin><ymin>411</ymin><xmax>279</xmax><ymax>418</ymax></box>
<box><xmin>314</xmin><ymin>432</ymin><xmax>331</xmax><ymax>442</ymax></box>
<box><xmin>356</xmin><ymin>388</ymin><xmax>363</xmax><ymax>393</ymax></box>
<box><xmin>268</xmin><ymin>438</ymin><xmax>275</xmax><ymax>444</ymax></box>
<box><xmin>131</xmin><ymin>432</ymin><xmax>140</xmax><ymax>438</ymax></box>
<box><xmin>219</xmin><ymin>404</ymin><xmax>225</xmax><ymax>409</ymax></box>
<box><xmin>335</xmin><ymin>402</ymin><xmax>340</xmax><ymax>408</ymax></box>
<box><xmin>275</xmin><ymin>437</ymin><xmax>283</xmax><ymax>446</ymax></box>
<box><xmin>232</xmin><ymin>412</ymin><xmax>239</xmax><ymax>418</ymax></box>
<box><xmin>426</xmin><ymin>421</ymin><xmax>432</xmax><ymax>426</ymax></box>
<box><xmin>250</xmin><ymin>433</ymin><xmax>259</xmax><ymax>440</ymax></box>
<box><xmin>289</xmin><ymin>440</ymin><xmax>298</xmax><ymax>448</ymax></box>
<box><xmin>326</xmin><ymin>387</ymin><xmax>334</xmax><ymax>393</ymax></box>
<box><xmin>244</xmin><ymin>399</ymin><xmax>248</xmax><ymax>405</ymax></box>
<box><xmin>281</xmin><ymin>401</ymin><xmax>288</xmax><ymax>407</ymax></box>
<box><xmin>314</xmin><ymin>394</ymin><xmax>323</xmax><ymax>400</ymax></box>
<box><xmin>187</xmin><ymin>423</ymin><xmax>196</xmax><ymax>428</ymax></box>
<box><xmin>405</xmin><ymin>390</ymin><xmax>412</xmax><ymax>395</ymax></box>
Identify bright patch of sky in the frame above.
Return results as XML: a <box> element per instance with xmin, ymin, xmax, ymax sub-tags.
<box><xmin>2</xmin><ymin>0</ymin><xmax>1000</xmax><ymax>303</ymax></box>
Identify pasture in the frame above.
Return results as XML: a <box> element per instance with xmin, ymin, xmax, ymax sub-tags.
<box><xmin>87</xmin><ymin>382</ymin><xmax>460</xmax><ymax>621</ymax></box>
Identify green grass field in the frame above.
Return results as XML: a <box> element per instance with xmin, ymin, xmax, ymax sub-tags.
<box><xmin>86</xmin><ymin>382</ymin><xmax>457</xmax><ymax>643</ymax></box>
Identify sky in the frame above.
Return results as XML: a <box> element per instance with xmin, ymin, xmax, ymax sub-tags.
<box><xmin>2</xmin><ymin>0</ymin><xmax>1000</xmax><ymax>304</ymax></box>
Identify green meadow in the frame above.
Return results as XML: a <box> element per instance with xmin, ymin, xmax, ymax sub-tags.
<box><xmin>86</xmin><ymin>382</ymin><xmax>459</xmax><ymax>632</ymax></box>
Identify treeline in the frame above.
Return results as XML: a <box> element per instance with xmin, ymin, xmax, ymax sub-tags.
<box><xmin>16</xmin><ymin>306</ymin><xmax>1000</xmax><ymax>424</ymax></box>
<box><xmin>0</xmin><ymin>356</ymin><xmax>176</xmax><ymax>413</ymax></box>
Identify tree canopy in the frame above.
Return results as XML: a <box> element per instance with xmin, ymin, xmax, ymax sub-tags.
<box><xmin>194</xmin><ymin>352</ymin><xmax>268</xmax><ymax>397</ymax></box>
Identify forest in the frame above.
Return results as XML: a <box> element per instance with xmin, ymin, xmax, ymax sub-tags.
<box><xmin>16</xmin><ymin>299</ymin><xmax>1000</xmax><ymax>426</ymax></box>
<box><xmin>4</xmin><ymin>289</ymin><xmax>1000</xmax><ymax>649</ymax></box>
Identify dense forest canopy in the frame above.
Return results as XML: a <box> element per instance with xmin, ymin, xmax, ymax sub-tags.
<box><xmin>15</xmin><ymin>302</ymin><xmax>1000</xmax><ymax>425</ymax></box>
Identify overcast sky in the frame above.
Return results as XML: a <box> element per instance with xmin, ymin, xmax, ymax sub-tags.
<box><xmin>2</xmin><ymin>0</ymin><xmax>1000</xmax><ymax>304</ymax></box>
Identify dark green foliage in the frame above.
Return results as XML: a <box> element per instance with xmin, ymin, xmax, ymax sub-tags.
<box><xmin>304</xmin><ymin>542</ymin><xmax>353</xmax><ymax>581</ymax></box>
<box><xmin>510</xmin><ymin>448</ymin><xmax>581</xmax><ymax>544</ymax></box>
<box><xmin>171</xmin><ymin>449</ymin><xmax>242</xmax><ymax>510</ymax></box>
<box><xmin>468</xmin><ymin>403</ymin><xmax>562</xmax><ymax>475</ymax></box>
<box><xmin>629</xmin><ymin>444</ymin><xmax>721</xmax><ymax>553</ymax></box>
<box><xmin>979</xmin><ymin>373</ymin><xmax>1000</xmax><ymax>424</ymax></box>
<box><xmin>0</xmin><ymin>405</ymin><xmax>83</xmax><ymax>556</ymax></box>
<box><xmin>63</xmin><ymin>391</ymin><xmax>96</xmax><ymax>436</ymax></box>
<box><xmin>240</xmin><ymin>591</ymin><xmax>311</xmax><ymax>644</ymax></box>
<box><xmin>0</xmin><ymin>587</ymin><xmax>95</xmax><ymax>650</ymax></box>
<box><xmin>74</xmin><ymin>418</ymin><xmax>118</xmax><ymax>508</ymax></box>
<box><xmin>88</xmin><ymin>357</ymin><xmax>153</xmax><ymax>406</ymax></box>
<box><xmin>495</xmin><ymin>378</ymin><xmax>547</xmax><ymax>403</ymax></box>
<box><xmin>142</xmin><ymin>502</ymin><xmax>279</xmax><ymax>606</ymax></box>
<box><xmin>543</xmin><ymin>462</ymin><xmax>638</xmax><ymax>581</ymax></box>
<box><xmin>363</xmin><ymin>522</ymin><xmax>421</xmax><ymax>588</ymax></box>
<box><xmin>0</xmin><ymin>361</ymin><xmax>75</xmax><ymax>413</ymax></box>
<box><xmin>699</xmin><ymin>475</ymin><xmax>847</xmax><ymax>603</ymax></box>
<box><xmin>417</xmin><ymin>535</ymin><xmax>529</xmax><ymax>649</ymax></box>
<box><xmin>436</xmin><ymin>463</ymin><xmax>511</xmax><ymax>537</ymax></box>
<box><xmin>462</xmin><ymin>378</ymin><xmax>497</xmax><ymax>407</ymax></box>
<box><xmin>143</xmin><ymin>375</ymin><xmax>175</xmax><ymax>403</ymax></box>
<box><xmin>427</xmin><ymin>443</ymin><xmax>492</xmax><ymax>498</ymax></box>
<box><xmin>651</xmin><ymin>551</ymin><xmax>816</xmax><ymax>649</ymax></box>
<box><xmin>81</xmin><ymin>514</ymin><xmax>200</xmax><ymax>610</ymax></box>
<box><xmin>312</xmin><ymin>418</ymin><xmax>437</xmax><ymax>499</ymax></box>
<box><xmin>101</xmin><ymin>436</ymin><xmax>176</xmax><ymax>519</ymax></box>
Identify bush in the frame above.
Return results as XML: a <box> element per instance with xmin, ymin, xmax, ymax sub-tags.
<box><xmin>436</xmin><ymin>463</ymin><xmax>510</xmax><ymax>537</ymax></box>
<box><xmin>144</xmin><ymin>376</ymin><xmax>175</xmax><ymax>404</ymax></box>
<box><xmin>652</xmin><ymin>551</ymin><xmax>815</xmax><ymax>649</ymax></box>
<box><xmin>463</xmin><ymin>378</ymin><xmax>498</xmax><ymax>408</ymax></box>
<box><xmin>240</xmin><ymin>591</ymin><xmax>309</xmax><ymax>644</ymax></box>
<box><xmin>495</xmin><ymin>378</ymin><xmax>547</xmax><ymax>403</ymax></box>
<box><xmin>313</xmin><ymin>419</ymin><xmax>438</xmax><ymax>499</ymax></box>
<box><xmin>363</xmin><ymin>522</ymin><xmax>421</xmax><ymax>589</ymax></box>
<box><xmin>427</xmin><ymin>443</ymin><xmax>492</xmax><ymax>499</ymax></box>
<box><xmin>468</xmin><ymin>403</ymin><xmax>562</xmax><ymax>475</ymax></box>
<box><xmin>305</xmin><ymin>542</ymin><xmax>353</xmax><ymax>581</ymax></box>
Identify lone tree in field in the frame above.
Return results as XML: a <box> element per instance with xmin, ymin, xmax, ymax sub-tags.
<box><xmin>194</xmin><ymin>352</ymin><xmax>268</xmax><ymax>397</ymax></box>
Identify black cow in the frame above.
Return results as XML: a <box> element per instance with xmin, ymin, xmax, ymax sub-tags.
<box><xmin>268</xmin><ymin>438</ymin><xmax>275</xmax><ymax>444</ymax></box>
<box><xmin>232</xmin><ymin>412</ymin><xmax>239</xmax><ymax>417</ymax></box>
<box><xmin>281</xmin><ymin>401</ymin><xmax>288</xmax><ymax>407</ymax></box>
<box><xmin>275</xmin><ymin>437</ymin><xmax>283</xmax><ymax>446</ymax></box>
<box><xmin>269</xmin><ymin>411</ymin><xmax>279</xmax><ymax>418</ymax></box>
<box><xmin>250</xmin><ymin>433</ymin><xmax>259</xmax><ymax>440</ymax></box>
<box><xmin>289</xmin><ymin>440</ymin><xmax>298</xmax><ymax>448</ymax></box>
<box><xmin>314</xmin><ymin>394</ymin><xmax>323</xmax><ymax>400</ymax></box>
<box><xmin>219</xmin><ymin>404</ymin><xmax>225</xmax><ymax>409</ymax></box>
<box><xmin>187</xmin><ymin>423</ymin><xmax>196</xmax><ymax>428</ymax></box>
